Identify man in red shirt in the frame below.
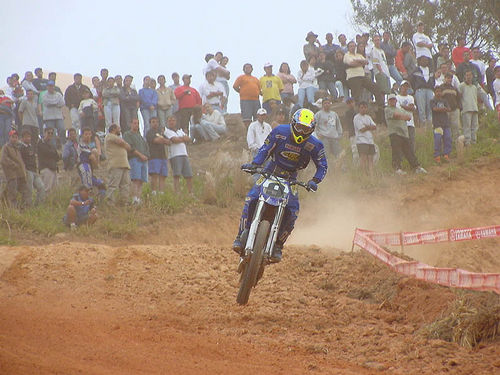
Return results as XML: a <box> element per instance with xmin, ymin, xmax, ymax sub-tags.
<box><xmin>452</xmin><ymin>37</ymin><xmax>469</xmax><ymax>69</ymax></box>
<box><xmin>174</xmin><ymin>74</ymin><xmax>202</xmax><ymax>133</ymax></box>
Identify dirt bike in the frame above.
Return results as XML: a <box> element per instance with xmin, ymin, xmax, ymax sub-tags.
<box><xmin>236</xmin><ymin>167</ymin><xmax>312</xmax><ymax>305</ymax></box>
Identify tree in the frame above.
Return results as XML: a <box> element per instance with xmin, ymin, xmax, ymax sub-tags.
<box><xmin>350</xmin><ymin>0</ymin><xmax>500</xmax><ymax>55</ymax></box>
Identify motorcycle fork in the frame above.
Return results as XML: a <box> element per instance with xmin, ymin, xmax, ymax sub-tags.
<box><xmin>264</xmin><ymin>202</ymin><xmax>286</xmax><ymax>260</ymax></box>
<box><xmin>244</xmin><ymin>197</ymin><xmax>266</xmax><ymax>254</ymax></box>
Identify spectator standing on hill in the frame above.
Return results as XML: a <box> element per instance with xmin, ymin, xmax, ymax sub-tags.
<box><xmin>169</xmin><ymin>73</ymin><xmax>180</xmax><ymax>113</ymax></box>
<box><xmin>333</xmin><ymin>50</ymin><xmax>347</xmax><ymax>100</ymax></box>
<box><xmin>303</xmin><ymin>31</ymin><xmax>321</xmax><ymax>61</ymax></box>
<box><xmin>434</xmin><ymin>62</ymin><xmax>460</xmax><ymax>89</ymax></box>
<box><xmin>1</xmin><ymin>130</ymin><xmax>27</xmax><ymax>208</ymax></box>
<box><xmin>411</xmin><ymin>56</ymin><xmax>435</xmax><ymax>127</ymax></box>
<box><xmin>321</xmin><ymin>33</ymin><xmax>340</xmax><ymax>63</ymax></box>
<box><xmin>146</xmin><ymin>116</ymin><xmax>170</xmax><ymax>194</ymax></box>
<box><xmin>62</xmin><ymin>128</ymin><xmax>79</xmax><ymax>172</ymax></box>
<box><xmin>139</xmin><ymin>76</ymin><xmax>158</xmax><ymax>135</ymax></box>
<box><xmin>486</xmin><ymin>58</ymin><xmax>497</xmax><ymax>105</ymax></box>
<box><xmin>316</xmin><ymin>52</ymin><xmax>338</xmax><ymax>99</ymax></box>
<box><xmin>199</xmin><ymin>71</ymin><xmax>226</xmax><ymax>112</ymax></box>
<box><xmin>435</xmin><ymin>44</ymin><xmax>453</xmax><ymax>72</ymax></box>
<box><xmin>381</xmin><ymin>31</ymin><xmax>403</xmax><ymax>85</ymax></box>
<box><xmin>456</xmin><ymin>51</ymin><xmax>481</xmax><ymax>84</ymax></box>
<box><xmin>385</xmin><ymin>94</ymin><xmax>426</xmax><ymax>175</ymax></box>
<box><xmin>156</xmin><ymin>75</ymin><xmax>177</xmax><ymax>129</ymax></box>
<box><xmin>174</xmin><ymin>74</ymin><xmax>202</xmax><ymax>134</ymax></box>
<box><xmin>102</xmin><ymin>77</ymin><xmax>121</xmax><ymax>130</ymax></box>
<box><xmin>43</xmin><ymin>81</ymin><xmax>66</xmax><ymax>146</ymax></box>
<box><xmin>164</xmin><ymin>115</ymin><xmax>193</xmax><ymax>194</ymax></box>
<box><xmin>396</xmin><ymin>81</ymin><xmax>417</xmax><ymax>153</ymax></box>
<box><xmin>19</xmin><ymin>129</ymin><xmax>45</xmax><ymax>206</ymax></box>
<box><xmin>412</xmin><ymin>21</ymin><xmax>433</xmax><ymax>68</ymax></box>
<box><xmin>459</xmin><ymin>70</ymin><xmax>479</xmax><ymax>145</ymax></box>
<box><xmin>372</xmin><ymin>34</ymin><xmax>391</xmax><ymax>94</ymax></box>
<box><xmin>440</xmin><ymin>73</ymin><xmax>462</xmax><ymax>143</ymax></box>
<box><xmin>470</xmin><ymin>47</ymin><xmax>494</xmax><ymax>110</ymax></box>
<box><xmin>344</xmin><ymin>41</ymin><xmax>384</xmax><ymax>122</ymax></box>
<box><xmin>63</xmin><ymin>185</ymin><xmax>98</xmax><ymax>231</ymax></box>
<box><xmin>314</xmin><ymin>98</ymin><xmax>343</xmax><ymax>158</ymax></box>
<box><xmin>260</xmin><ymin>63</ymin><xmax>284</xmax><ymax>114</ymax></box>
<box><xmin>218</xmin><ymin>56</ymin><xmax>231</xmax><ymax>113</ymax></box>
<box><xmin>396</xmin><ymin>42</ymin><xmax>418</xmax><ymax>80</ymax></box>
<box><xmin>78</xmin><ymin>127</ymin><xmax>106</xmax><ymax>197</ymax></box>
<box><xmin>37</xmin><ymin>127</ymin><xmax>60</xmax><ymax>193</ymax></box>
<box><xmin>32</xmin><ymin>68</ymin><xmax>48</xmax><ymax>92</ymax></box>
<box><xmin>247</xmin><ymin>108</ymin><xmax>272</xmax><ymax>158</ymax></box>
<box><xmin>21</xmin><ymin>71</ymin><xmax>39</xmax><ymax>98</ymax></box>
<box><xmin>105</xmin><ymin>124</ymin><xmax>131</xmax><ymax>203</ymax></box>
<box><xmin>297</xmin><ymin>59</ymin><xmax>321</xmax><ymax>108</ymax></box>
<box><xmin>18</xmin><ymin>89</ymin><xmax>40</xmax><ymax>143</ymax></box>
<box><xmin>233</xmin><ymin>63</ymin><xmax>261</xmax><ymax>127</ymax></box>
<box><xmin>119</xmin><ymin>75</ymin><xmax>140</xmax><ymax>133</ymax></box>
<box><xmin>64</xmin><ymin>73</ymin><xmax>90</xmax><ymax>132</ymax></box>
<box><xmin>123</xmin><ymin>118</ymin><xmax>149</xmax><ymax>205</ymax></box>
<box><xmin>430</xmin><ymin>86</ymin><xmax>451</xmax><ymax>163</ymax></box>
<box><xmin>0</xmin><ymin>90</ymin><xmax>14</xmax><ymax>148</ymax></box>
<box><xmin>353</xmin><ymin>101</ymin><xmax>376</xmax><ymax>176</ymax></box>
<box><xmin>452</xmin><ymin>37</ymin><xmax>469</xmax><ymax>68</ymax></box>
<box><xmin>338</xmin><ymin>34</ymin><xmax>348</xmax><ymax>53</ymax></box>
<box><xmin>277</xmin><ymin>62</ymin><xmax>297</xmax><ymax>101</ymax></box>
<box><xmin>78</xmin><ymin>89</ymin><xmax>98</xmax><ymax>132</ymax></box>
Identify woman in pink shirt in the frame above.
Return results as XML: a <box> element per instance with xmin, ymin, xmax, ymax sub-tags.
<box><xmin>277</xmin><ymin>62</ymin><xmax>297</xmax><ymax>101</ymax></box>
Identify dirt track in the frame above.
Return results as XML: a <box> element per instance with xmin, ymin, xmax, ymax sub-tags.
<box><xmin>1</xmin><ymin>159</ymin><xmax>500</xmax><ymax>374</ymax></box>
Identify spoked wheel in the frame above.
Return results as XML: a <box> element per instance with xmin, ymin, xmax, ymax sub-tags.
<box><xmin>236</xmin><ymin>220</ymin><xmax>270</xmax><ymax>305</ymax></box>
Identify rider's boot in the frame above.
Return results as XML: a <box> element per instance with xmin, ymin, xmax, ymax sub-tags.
<box><xmin>232</xmin><ymin>229</ymin><xmax>248</xmax><ymax>256</ymax></box>
<box><xmin>270</xmin><ymin>241</ymin><xmax>283</xmax><ymax>263</ymax></box>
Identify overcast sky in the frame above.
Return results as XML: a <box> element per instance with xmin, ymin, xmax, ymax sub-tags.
<box><xmin>1</xmin><ymin>0</ymin><xmax>355</xmax><ymax>112</ymax></box>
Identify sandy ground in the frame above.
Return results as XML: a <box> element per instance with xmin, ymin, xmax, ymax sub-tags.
<box><xmin>0</xmin><ymin>121</ymin><xmax>499</xmax><ymax>373</ymax></box>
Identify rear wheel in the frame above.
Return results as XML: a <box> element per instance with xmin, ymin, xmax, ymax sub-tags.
<box><xmin>236</xmin><ymin>220</ymin><xmax>270</xmax><ymax>305</ymax></box>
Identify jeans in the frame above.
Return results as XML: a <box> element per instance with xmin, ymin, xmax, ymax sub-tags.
<box><xmin>298</xmin><ymin>86</ymin><xmax>317</xmax><ymax>107</ymax></box>
<box><xmin>44</xmin><ymin>119</ymin><xmax>66</xmax><ymax>146</ymax></box>
<box><xmin>414</xmin><ymin>88</ymin><xmax>434</xmax><ymax>124</ymax></box>
<box><xmin>318</xmin><ymin>81</ymin><xmax>338</xmax><ymax>99</ymax></box>
<box><xmin>157</xmin><ymin>107</ymin><xmax>173</xmax><ymax>129</ymax></box>
<box><xmin>70</xmin><ymin>107</ymin><xmax>81</xmax><ymax>131</ymax></box>
<box><xmin>104</xmin><ymin>103</ymin><xmax>120</xmax><ymax>130</ymax></box>
<box><xmin>190</xmin><ymin>119</ymin><xmax>220</xmax><ymax>141</ymax></box>
<box><xmin>0</xmin><ymin>113</ymin><xmax>12</xmax><ymax>148</ymax></box>
<box><xmin>389</xmin><ymin>133</ymin><xmax>419</xmax><ymax>170</ymax></box>
<box><xmin>140</xmin><ymin>108</ymin><xmax>157</xmax><ymax>136</ymax></box>
<box><xmin>388</xmin><ymin>64</ymin><xmax>403</xmax><ymax>85</ymax></box>
<box><xmin>25</xmin><ymin>170</ymin><xmax>45</xmax><ymax>206</ymax></box>
<box><xmin>335</xmin><ymin>81</ymin><xmax>345</xmax><ymax>98</ymax></box>
<box><xmin>433</xmin><ymin>127</ymin><xmax>452</xmax><ymax>157</ymax></box>
<box><xmin>461</xmin><ymin>111</ymin><xmax>478</xmax><ymax>145</ymax></box>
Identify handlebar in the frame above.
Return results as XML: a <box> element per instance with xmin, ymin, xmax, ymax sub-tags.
<box><xmin>242</xmin><ymin>167</ymin><xmax>314</xmax><ymax>192</ymax></box>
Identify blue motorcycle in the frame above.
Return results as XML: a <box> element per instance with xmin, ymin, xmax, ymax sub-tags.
<box><xmin>236</xmin><ymin>167</ymin><xmax>313</xmax><ymax>305</ymax></box>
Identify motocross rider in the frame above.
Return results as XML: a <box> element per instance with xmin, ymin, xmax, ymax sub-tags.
<box><xmin>233</xmin><ymin>108</ymin><xmax>328</xmax><ymax>262</ymax></box>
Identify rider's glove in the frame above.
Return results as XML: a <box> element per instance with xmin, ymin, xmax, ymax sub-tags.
<box><xmin>307</xmin><ymin>180</ymin><xmax>318</xmax><ymax>192</ymax></box>
<box><xmin>241</xmin><ymin>163</ymin><xmax>258</xmax><ymax>171</ymax></box>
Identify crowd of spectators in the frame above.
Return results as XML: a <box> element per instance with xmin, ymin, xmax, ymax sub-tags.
<box><xmin>1</xmin><ymin>25</ymin><xmax>500</xmax><ymax>222</ymax></box>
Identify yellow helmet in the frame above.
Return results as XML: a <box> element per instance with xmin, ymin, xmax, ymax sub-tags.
<box><xmin>290</xmin><ymin>108</ymin><xmax>316</xmax><ymax>144</ymax></box>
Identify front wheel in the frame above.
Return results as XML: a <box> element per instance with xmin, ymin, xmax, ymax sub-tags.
<box><xmin>236</xmin><ymin>220</ymin><xmax>270</xmax><ymax>305</ymax></box>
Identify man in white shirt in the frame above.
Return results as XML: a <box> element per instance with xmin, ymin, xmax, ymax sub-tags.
<box><xmin>203</xmin><ymin>103</ymin><xmax>226</xmax><ymax>135</ymax></box>
<box><xmin>372</xmin><ymin>34</ymin><xmax>391</xmax><ymax>94</ymax></box>
<box><xmin>199</xmin><ymin>71</ymin><xmax>226</xmax><ymax>112</ymax></box>
<box><xmin>396</xmin><ymin>81</ymin><xmax>416</xmax><ymax>153</ymax></box>
<box><xmin>471</xmin><ymin>47</ymin><xmax>494</xmax><ymax>110</ymax></box>
<box><xmin>412</xmin><ymin>21</ymin><xmax>433</xmax><ymax>65</ymax></box>
<box><xmin>164</xmin><ymin>115</ymin><xmax>193</xmax><ymax>194</ymax></box>
<box><xmin>434</xmin><ymin>62</ymin><xmax>460</xmax><ymax>89</ymax></box>
<box><xmin>247</xmin><ymin>108</ymin><xmax>271</xmax><ymax>156</ymax></box>
<box><xmin>353</xmin><ymin>101</ymin><xmax>376</xmax><ymax>175</ymax></box>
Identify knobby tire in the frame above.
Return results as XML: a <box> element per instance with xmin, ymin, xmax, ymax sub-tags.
<box><xmin>236</xmin><ymin>220</ymin><xmax>270</xmax><ymax>305</ymax></box>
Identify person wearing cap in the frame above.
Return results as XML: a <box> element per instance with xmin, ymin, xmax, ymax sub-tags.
<box><xmin>260</xmin><ymin>63</ymin><xmax>284</xmax><ymax>114</ymax></box>
<box><xmin>64</xmin><ymin>73</ymin><xmax>90</xmax><ymax>132</ymax></box>
<box><xmin>385</xmin><ymin>94</ymin><xmax>426</xmax><ymax>175</ymax></box>
<box><xmin>303</xmin><ymin>31</ymin><xmax>321</xmax><ymax>62</ymax></box>
<box><xmin>63</xmin><ymin>185</ymin><xmax>98</xmax><ymax>231</ymax></box>
<box><xmin>396</xmin><ymin>80</ymin><xmax>417</xmax><ymax>153</ymax></box>
<box><xmin>42</xmin><ymin>80</ymin><xmax>66</xmax><ymax>146</ymax></box>
<box><xmin>412</xmin><ymin>21</ymin><xmax>433</xmax><ymax>64</ymax></box>
<box><xmin>174</xmin><ymin>74</ymin><xmax>202</xmax><ymax>133</ymax></box>
<box><xmin>1</xmin><ymin>129</ymin><xmax>28</xmax><ymax>207</ymax></box>
<box><xmin>233</xmin><ymin>63</ymin><xmax>261</xmax><ymax>127</ymax></box>
<box><xmin>247</xmin><ymin>108</ymin><xmax>272</xmax><ymax>157</ymax></box>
